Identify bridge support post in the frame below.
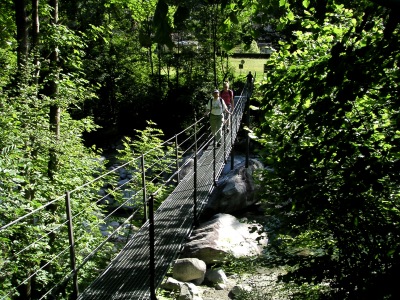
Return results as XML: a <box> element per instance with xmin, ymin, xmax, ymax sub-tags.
<box><xmin>213</xmin><ymin>136</ymin><xmax>217</xmax><ymax>186</ymax></box>
<box><xmin>246</xmin><ymin>95</ymin><xmax>250</xmax><ymax>169</ymax></box>
<box><xmin>193</xmin><ymin>125</ymin><xmax>198</xmax><ymax>225</ymax></box>
<box><xmin>141</xmin><ymin>154</ymin><xmax>147</xmax><ymax>224</ymax></box>
<box><xmin>230</xmin><ymin>113</ymin><xmax>234</xmax><ymax>170</ymax></box>
<box><xmin>223</xmin><ymin>123</ymin><xmax>227</xmax><ymax>163</ymax></box>
<box><xmin>175</xmin><ymin>135</ymin><xmax>180</xmax><ymax>184</ymax></box>
<box><xmin>65</xmin><ymin>191</ymin><xmax>79</xmax><ymax>299</ymax></box>
<box><xmin>149</xmin><ymin>193</ymin><xmax>157</xmax><ymax>300</ymax></box>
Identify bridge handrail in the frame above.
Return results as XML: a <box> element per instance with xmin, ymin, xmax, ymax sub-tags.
<box><xmin>0</xmin><ymin>116</ymin><xmax>210</xmax><ymax>230</ymax></box>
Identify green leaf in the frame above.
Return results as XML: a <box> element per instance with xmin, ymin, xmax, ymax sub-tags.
<box><xmin>287</xmin><ymin>10</ymin><xmax>295</xmax><ymax>21</ymax></box>
<box><xmin>387</xmin><ymin>249</ymin><xmax>395</xmax><ymax>257</ymax></box>
<box><xmin>303</xmin><ymin>0</ymin><xmax>310</xmax><ymax>8</ymax></box>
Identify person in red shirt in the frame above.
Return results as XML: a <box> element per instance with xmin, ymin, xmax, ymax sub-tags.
<box><xmin>220</xmin><ymin>81</ymin><xmax>234</xmax><ymax>131</ymax></box>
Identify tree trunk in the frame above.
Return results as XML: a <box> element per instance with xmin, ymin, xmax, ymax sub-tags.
<box><xmin>32</xmin><ymin>0</ymin><xmax>40</xmax><ymax>83</ymax></box>
<box><xmin>21</xmin><ymin>0</ymin><xmax>40</xmax><ymax>206</ymax></box>
<box><xmin>14</xmin><ymin>0</ymin><xmax>29</xmax><ymax>70</ymax></box>
<box><xmin>176</xmin><ymin>34</ymin><xmax>180</xmax><ymax>88</ymax></box>
<box><xmin>157</xmin><ymin>43</ymin><xmax>162</xmax><ymax>91</ymax></box>
<box><xmin>48</xmin><ymin>0</ymin><xmax>60</xmax><ymax>180</ymax></box>
<box><xmin>149</xmin><ymin>46</ymin><xmax>154</xmax><ymax>76</ymax></box>
<box><xmin>14</xmin><ymin>2</ymin><xmax>32</xmax><ymax>298</ymax></box>
<box><xmin>45</xmin><ymin>0</ymin><xmax>61</xmax><ymax>295</ymax></box>
<box><xmin>212</xmin><ymin>4</ymin><xmax>217</xmax><ymax>88</ymax></box>
<box><xmin>31</xmin><ymin>0</ymin><xmax>39</xmax><ymax>48</ymax></box>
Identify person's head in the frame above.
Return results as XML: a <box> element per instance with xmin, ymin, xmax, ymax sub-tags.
<box><xmin>223</xmin><ymin>81</ymin><xmax>229</xmax><ymax>90</ymax></box>
<box><xmin>212</xmin><ymin>89</ymin><xmax>219</xmax><ymax>99</ymax></box>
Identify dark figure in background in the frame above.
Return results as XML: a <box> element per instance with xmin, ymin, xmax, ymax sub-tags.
<box><xmin>246</xmin><ymin>71</ymin><xmax>254</xmax><ymax>94</ymax></box>
<box><xmin>246</xmin><ymin>71</ymin><xmax>254</xmax><ymax>85</ymax></box>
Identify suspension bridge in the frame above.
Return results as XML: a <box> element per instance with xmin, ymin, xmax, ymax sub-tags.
<box><xmin>0</xmin><ymin>85</ymin><xmax>253</xmax><ymax>300</ymax></box>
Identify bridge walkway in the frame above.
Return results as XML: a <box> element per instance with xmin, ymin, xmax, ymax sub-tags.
<box><xmin>78</xmin><ymin>92</ymin><xmax>249</xmax><ymax>299</ymax></box>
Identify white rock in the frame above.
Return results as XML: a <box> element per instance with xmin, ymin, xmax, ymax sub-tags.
<box><xmin>182</xmin><ymin>214</ymin><xmax>268</xmax><ymax>264</ymax></box>
<box><xmin>173</xmin><ymin>258</ymin><xmax>206</xmax><ymax>284</ymax></box>
<box><xmin>205</xmin><ymin>269</ymin><xmax>227</xmax><ymax>284</ymax></box>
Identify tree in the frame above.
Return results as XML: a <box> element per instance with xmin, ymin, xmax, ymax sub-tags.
<box><xmin>252</xmin><ymin>0</ymin><xmax>400</xmax><ymax>298</ymax></box>
<box><xmin>117</xmin><ymin>121</ymin><xmax>177</xmax><ymax>223</ymax></box>
<box><xmin>0</xmin><ymin>1</ymin><xmax>113</xmax><ymax>298</ymax></box>
<box><xmin>47</xmin><ymin>0</ymin><xmax>60</xmax><ymax>181</ymax></box>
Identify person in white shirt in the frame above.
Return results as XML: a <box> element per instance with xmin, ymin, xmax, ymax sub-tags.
<box><xmin>206</xmin><ymin>89</ymin><xmax>231</xmax><ymax>146</ymax></box>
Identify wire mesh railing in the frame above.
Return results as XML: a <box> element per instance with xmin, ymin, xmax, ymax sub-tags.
<box><xmin>0</xmin><ymin>84</ymin><xmax>252</xmax><ymax>300</ymax></box>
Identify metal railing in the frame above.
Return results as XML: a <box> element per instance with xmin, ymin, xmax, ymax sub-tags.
<box><xmin>0</xmin><ymin>84</ymin><xmax>253</xmax><ymax>300</ymax></box>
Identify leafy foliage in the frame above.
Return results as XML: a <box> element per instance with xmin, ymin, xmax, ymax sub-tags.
<box><xmin>117</xmin><ymin>121</ymin><xmax>178</xmax><ymax>210</ymax></box>
<box><xmin>0</xmin><ymin>1</ymin><xmax>111</xmax><ymax>296</ymax></box>
<box><xmin>0</xmin><ymin>60</ymin><xmax>109</xmax><ymax>298</ymax></box>
<box><xmin>253</xmin><ymin>0</ymin><xmax>400</xmax><ymax>298</ymax></box>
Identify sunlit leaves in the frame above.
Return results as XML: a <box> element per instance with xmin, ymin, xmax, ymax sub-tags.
<box><xmin>287</xmin><ymin>10</ymin><xmax>295</xmax><ymax>21</ymax></box>
<box><xmin>255</xmin><ymin>0</ymin><xmax>400</xmax><ymax>298</ymax></box>
<box><xmin>117</xmin><ymin>121</ymin><xmax>176</xmax><ymax>207</ymax></box>
<box><xmin>110</xmin><ymin>0</ymin><xmax>157</xmax><ymax>22</ymax></box>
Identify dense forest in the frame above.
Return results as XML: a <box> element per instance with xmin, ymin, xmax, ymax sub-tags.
<box><xmin>1</xmin><ymin>0</ymin><xmax>399</xmax><ymax>299</ymax></box>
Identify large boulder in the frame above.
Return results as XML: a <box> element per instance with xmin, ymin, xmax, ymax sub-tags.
<box><xmin>181</xmin><ymin>214</ymin><xmax>267</xmax><ymax>264</ymax></box>
<box><xmin>172</xmin><ymin>258</ymin><xmax>207</xmax><ymax>285</ymax></box>
<box><xmin>205</xmin><ymin>268</ymin><xmax>228</xmax><ymax>285</ymax></box>
<box><xmin>204</xmin><ymin>158</ymin><xmax>263</xmax><ymax>216</ymax></box>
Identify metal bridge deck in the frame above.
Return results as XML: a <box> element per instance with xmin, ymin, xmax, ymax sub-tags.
<box><xmin>78</xmin><ymin>95</ymin><xmax>245</xmax><ymax>299</ymax></box>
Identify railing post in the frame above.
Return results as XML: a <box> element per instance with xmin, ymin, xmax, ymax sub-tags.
<box><xmin>223</xmin><ymin>119</ymin><xmax>227</xmax><ymax>163</ymax></box>
<box><xmin>193</xmin><ymin>123</ymin><xmax>198</xmax><ymax>225</ymax></box>
<box><xmin>195</xmin><ymin>118</ymin><xmax>198</xmax><ymax>151</ymax></box>
<box><xmin>230</xmin><ymin>115</ymin><xmax>234</xmax><ymax>170</ymax></box>
<box><xmin>175</xmin><ymin>134</ymin><xmax>180</xmax><ymax>184</ymax></box>
<box><xmin>149</xmin><ymin>193</ymin><xmax>157</xmax><ymax>300</ymax></box>
<box><xmin>213</xmin><ymin>136</ymin><xmax>217</xmax><ymax>186</ymax></box>
<box><xmin>65</xmin><ymin>191</ymin><xmax>79</xmax><ymax>299</ymax></box>
<box><xmin>141</xmin><ymin>154</ymin><xmax>148</xmax><ymax>224</ymax></box>
<box><xmin>246</xmin><ymin>95</ymin><xmax>250</xmax><ymax>169</ymax></box>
